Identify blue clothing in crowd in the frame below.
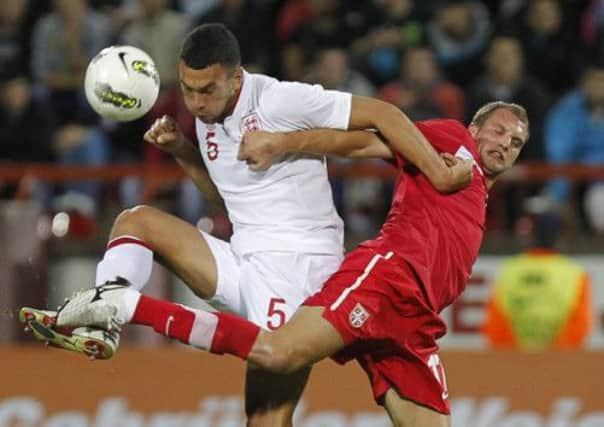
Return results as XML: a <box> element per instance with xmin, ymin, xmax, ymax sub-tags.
<box><xmin>545</xmin><ymin>91</ymin><xmax>604</xmax><ymax>203</ymax></box>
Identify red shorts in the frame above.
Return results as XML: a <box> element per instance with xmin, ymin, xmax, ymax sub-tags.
<box><xmin>304</xmin><ymin>247</ymin><xmax>450</xmax><ymax>414</ymax></box>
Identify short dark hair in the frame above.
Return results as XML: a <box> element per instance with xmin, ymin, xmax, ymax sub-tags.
<box><xmin>180</xmin><ymin>23</ymin><xmax>241</xmax><ymax>70</ymax></box>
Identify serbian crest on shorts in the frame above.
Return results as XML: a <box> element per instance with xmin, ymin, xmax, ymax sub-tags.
<box><xmin>241</xmin><ymin>112</ymin><xmax>262</xmax><ymax>132</ymax></box>
<box><xmin>349</xmin><ymin>303</ymin><xmax>369</xmax><ymax>328</ymax></box>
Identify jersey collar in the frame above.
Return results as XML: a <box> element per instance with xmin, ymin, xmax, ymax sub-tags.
<box><xmin>224</xmin><ymin>68</ymin><xmax>250</xmax><ymax>123</ymax></box>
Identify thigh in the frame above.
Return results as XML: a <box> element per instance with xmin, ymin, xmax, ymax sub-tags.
<box><xmin>200</xmin><ymin>231</ymin><xmax>243</xmax><ymax>315</ymax></box>
<box><xmin>384</xmin><ymin>389</ymin><xmax>450</xmax><ymax>427</ymax></box>
<box><xmin>111</xmin><ymin>206</ymin><xmax>230</xmax><ymax>301</ymax></box>
<box><xmin>305</xmin><ymin>248</ymin><xmax>450</xmax><ymax>413</ymax></box>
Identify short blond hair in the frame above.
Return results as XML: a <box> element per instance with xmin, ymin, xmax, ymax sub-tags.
<box><xmin>471</xmin><ymin>101</ymin><xmax>530</xmax><ymax>139</ymax></box>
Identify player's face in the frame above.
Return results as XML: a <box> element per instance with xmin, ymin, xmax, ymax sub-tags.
<box><xmin>470</xmin><ymin>108</ymin><xmax>528</xmax><ymax>178</ymax></box>
<box><xmin>179</xmin><ymin>61</ymin><xmax>242</xmax><ymax>124</ymax></box>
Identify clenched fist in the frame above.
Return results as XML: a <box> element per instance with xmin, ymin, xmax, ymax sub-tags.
<box><xmin>438</xmin><ymin>152</ymin><xmax>474</xmax><ymax>193</ymax></box>
<box><xmin>144</xmin><ymin>115</ymin><xmax>185</xmax><ymax>154</ymax></box>
<box><xmin>238</xmin><ymin>131</ymin><xmax>284</xmax><ymax>171</ymax></box>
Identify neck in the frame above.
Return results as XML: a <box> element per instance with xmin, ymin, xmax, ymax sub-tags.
<box><xmin>221</xmin><ymin>71</ymin><xmax>244</xmax><ymax>121</ymax></box>
<box><xmin>485</xmin><ymin>177</ymin><xmax>496</xmax><ymax>190</ymax></box>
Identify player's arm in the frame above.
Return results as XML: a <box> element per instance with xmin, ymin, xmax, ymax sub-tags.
<box><xmin>240</xmin><ymin>128</ymin><xmax>391</xmax><ymax>170</ymax></box>
<box><xmin>242</xmin><ymin>91</ymin><xmax>471</xmax><ymax>192</ymax></box>
<box><xmin>144</xmin><ymin>115</ymin><xmax>221</xmax><ymax>201</ymax></box>
<box><xmin>347</xmin><ymin>96</ymin><xmax>470</xmax><ymax>192</ymax></box>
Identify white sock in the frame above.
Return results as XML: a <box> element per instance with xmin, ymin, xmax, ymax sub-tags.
<box><xmin>95</xmin><ymin>235</ymin><xmax>153</xmax><ymax>291</ymax></box>
<box><xmin>114</xmin><ymin>287</ymin><xmax>142</xmax><ymax>324</ymax></box>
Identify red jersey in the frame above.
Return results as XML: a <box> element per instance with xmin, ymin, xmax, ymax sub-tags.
<box><xmin>360</xmin><ymin>119</ymin><xmax>488</xmax><ymax>312</ymax></box>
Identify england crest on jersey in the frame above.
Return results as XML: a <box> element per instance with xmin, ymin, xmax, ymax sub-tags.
<box><xmin>241</xmin><ymin>112</ymin><xmax>262</xmax><ymax>132</ymax></box>
<box><xmin>349</xmin><ymin>303</ymin><xmax>369</xmax><ymax>328</ymax></box>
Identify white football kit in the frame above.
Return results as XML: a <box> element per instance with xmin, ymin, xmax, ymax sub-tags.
<box><xmin>197</xmin><ymin>70</ymin><xmax>351</xmax><ymax>328</ymax></box>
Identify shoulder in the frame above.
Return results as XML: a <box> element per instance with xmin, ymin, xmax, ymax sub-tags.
<box><xmin>258</xmin><ymin>78</ymin><xmax>335</xmax><ymax>118</ymax></box>
<box><xmin>259</xmin><ymin>80</ymin><xmax>323</xmax><ymax>105</ymax></box>
<box><xmin>416</xmin><ymin>118</ymin><xmax>469</xmax><ymax>138</ymax></box>
<box><xmin>416</xmin><ymin>119</ymin><xmax>477</xmax><ymax>155</ymax></box>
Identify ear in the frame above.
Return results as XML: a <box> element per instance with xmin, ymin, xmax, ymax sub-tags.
<box><xmin>232</xmin><ymin>66</ymin><xmax>243</xmax><ymax>89</ymax></box>
<box><xmin>468</xmin><ymin>123</ymin><xmax>479</xmax><ymax>139</ymax></box>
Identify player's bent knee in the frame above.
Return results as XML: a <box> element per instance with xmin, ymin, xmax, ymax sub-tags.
<box><xmin>265</xmin><ymin>353</ymin><xmax>298</xmax><ymax>375</ymax></box>
<box><xmin>112</xmin><ymin>205</ymin><xmax>156</xmax><ymax>238</ymax></box>
<box><xmin>259</xmin><ymin>343</ymin><xmax>310</xmax><ymax>375</ymax></box>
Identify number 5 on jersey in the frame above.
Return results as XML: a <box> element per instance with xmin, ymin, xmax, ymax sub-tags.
<box><xmin>206</xmin><ymin>130</ymin><xmax>218</xmax><ymax>160</ymax></box>
<box><xmin>267</xmin><ymin>297</ymin><xmax>287</xmax><ymax>330</ymax></box>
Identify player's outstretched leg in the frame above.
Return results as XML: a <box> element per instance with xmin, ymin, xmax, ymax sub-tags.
<box><xmin>130</xmin><ymin>295</ymin><xmax>344</xmax><ymax>372</ymax></box>
<box><xmin>19</xmin><ymin>205</ymin><xmax>223</xmax><ymax>357</ymax></box>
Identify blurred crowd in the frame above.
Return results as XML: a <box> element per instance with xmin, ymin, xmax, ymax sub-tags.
<box><xmin>1</xmin><ymin>0</ymin><xmax>604</xmax><ymax>243</ymax></box>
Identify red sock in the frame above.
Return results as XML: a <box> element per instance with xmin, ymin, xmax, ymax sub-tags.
<box><xmin>131</xmin><ymin>295</ymin><xmax>195</xmax><ymax>343</ymax></box>
<box><xmin>210</xmin><ymin>311</ymin><xmax>261</xmax><ymax>359</ymax></box>
<box><xmin>131</xmin><ymin>295</ymin><xmax>260</xmax><ymax>359</ymax></box>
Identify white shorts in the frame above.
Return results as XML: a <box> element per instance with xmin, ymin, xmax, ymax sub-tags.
<box><xmin>201</xmin><ymin>230</ymin><xmax>342</xmax><ymax>329</ymax></box>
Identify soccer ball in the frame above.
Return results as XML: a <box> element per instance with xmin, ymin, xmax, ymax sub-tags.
<box><xmin>84</xmin><ymin>45</ymin><xmax>160</xmax><ymax>122</ymax></box>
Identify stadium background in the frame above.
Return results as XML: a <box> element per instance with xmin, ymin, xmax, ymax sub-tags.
<box><xmin>1</xmin><ymin>0</ymin><xmax>604</xmax><ymax>425</ymax></box>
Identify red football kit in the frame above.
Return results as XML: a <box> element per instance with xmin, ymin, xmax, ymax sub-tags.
<box><xmin>305</xmin><ymin>119</ymin><xmax>488</xmax><ymax>414</ymax></box>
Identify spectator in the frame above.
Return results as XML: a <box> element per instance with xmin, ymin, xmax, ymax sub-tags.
<box><xmin>501</xmin><ymin>0</ymin><xmax>587</xmax><ymax>95</ymax></box>
<box><xmin>482</xmin><ymin>215</ymin><xmax>593</xmax><ymax>350</ymax></box>
<box><xmin>275</xmin><ymin>0</ymin><xmax>315</xmax><ymax>45</ymax></box>
<box><xmin>466</xmin><ymin>36</ymin><xmax>553</xmax><ymax>232</ymax></box>
<box><xmin>378</xmin><ymin>46</ymin><xmax>465</xmax><ymax>121</ymax></box>
<box><xmin>305</xmin><ymin>47</ymin><xmax>375</xmax><ymax>97</ymax></box>
<box><xmin>120</xmin><ymin>0</ymin><xmax>205</xmax><ymax>222</ymax></box>
<box><xmin>287</xmin><ymin>0</ymin><xmax>369</xmax><ymax>59</ymax></box>
<box><xmin>120</xmin><ymin>0</ymin><xmax>189</xmax><ymax>89</ymax></box>
<box><xmin>0</xmin><ymin>0</ymin><xmax>31</xmax><ymax>79</ymax></box>
<box><xmin>351</xmin><ymin>0</ymin><xmax>426</xmax><ymax>85</ymax></box>
<box><xmin>179</xmin><ymin>0</ymin><xmax>219</xmax><ymax>18</ymax></box>
<box><xmin>31</xmin><ymin>0</ymin><xmax>111</xmax><ymax>124</ymax></box>
<box><xmin>31</xmin><ymin>0</ymin><xmax>112</xmax><ymax>213</ymax></box>
<box><xmin>466</xmin><ymin>36</ymin><xmax>551</xmax><ymax>162</ymax></box>
<box><xmin>304</xmin><ymin>46</ymin><xmax>383</xmax><ymax>239</ymax></box>
<box><xmin>0</xmin><ymin>74</ymin><xmax>55</xmax><ymax>206</ymax></box>
<box><xmin>194</xmin><ymin>0</ymin><xmax>273</xmax><ymax>73</ymax></box>
<box><xmin>544</xmin><ymin>65</ymin><xmax>604</xmax><ymax>233</ymax></box>
<box><xmin>425</xmin><ymin>0</ymin><xmax>492</xmax><ymax>86</ymax></box>
<box><xmin>278</xmin><ymin>43</ymin><xmax>307</xmax><ymax>81</ymax></box>
<box><xmin>581</xmin><ymin>0</ymin><xmax>604</xmax><ymax>58</ymax></box>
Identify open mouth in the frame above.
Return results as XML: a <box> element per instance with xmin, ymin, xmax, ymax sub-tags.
<box><xmin>489</xmin><ymin>151</ymin><xmax>504</xmax><ymax>162</ymax></box>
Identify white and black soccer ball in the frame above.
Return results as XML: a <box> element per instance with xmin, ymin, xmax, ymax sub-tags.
<box><xmin>84</xmin><ymin>45</ymin><xmax>160</xmax><ymax>122</ymax></box>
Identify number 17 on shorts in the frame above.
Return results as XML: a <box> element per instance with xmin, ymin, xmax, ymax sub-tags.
<box><xmin>427</xmin><ymin>353</ymin><xmax>449</xmax><ymax>400</ymax></box>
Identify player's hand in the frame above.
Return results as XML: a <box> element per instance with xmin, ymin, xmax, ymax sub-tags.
<box><xmin>436</xmin><ymin>153</ymin><xmax>473</xmax><ymax>193</ymax></box>
<box><xmin>238</xmin><ymin>131</ymin><xmax>284</xmax><ymax>171</ymax></box>
<box><xmin>144</xmin><ymin>115</ymin><xmax>185</xmax><ymax>154</ymax></box>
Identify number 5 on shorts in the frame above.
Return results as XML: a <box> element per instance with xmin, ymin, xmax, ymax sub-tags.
<box><xmin>267</xmin><ymin>297</ymin><xmax>287</xmax><ymax>330</ymax></box>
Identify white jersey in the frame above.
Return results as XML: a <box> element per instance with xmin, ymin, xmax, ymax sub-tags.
<box><xmin>195</xmin><ymin>70</ymin><xmax>351</xmax><ymax>256</ymax></box>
